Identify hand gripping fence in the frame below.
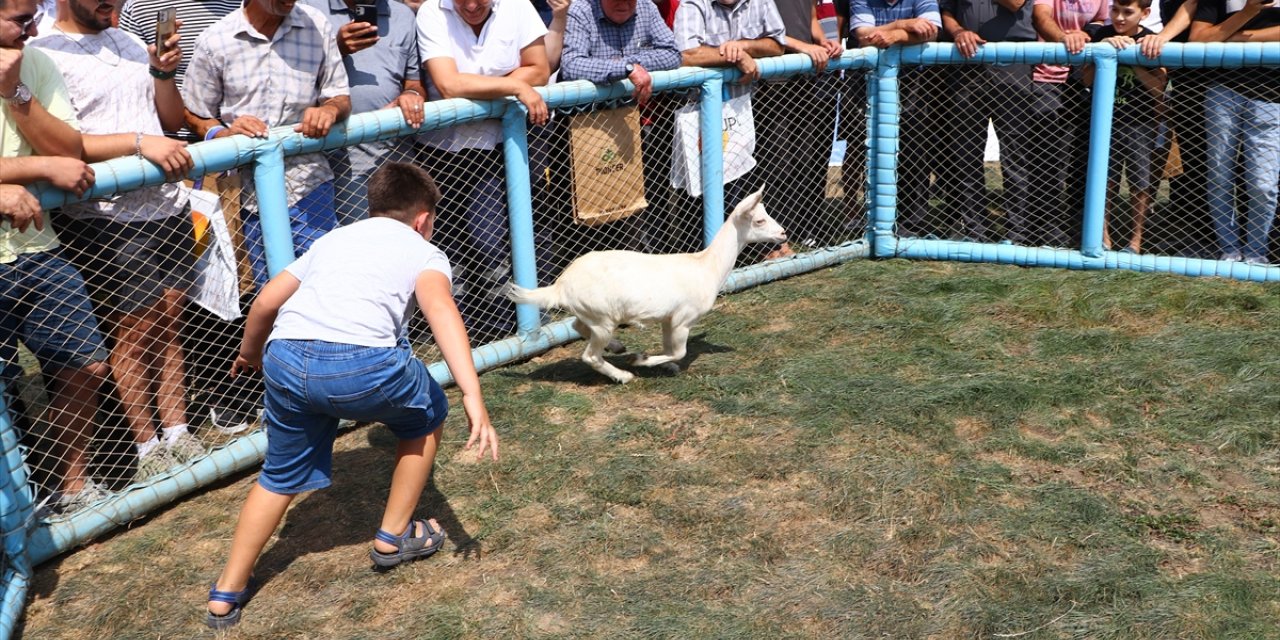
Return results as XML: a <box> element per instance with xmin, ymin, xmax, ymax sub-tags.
<box><xmin>0</xmin><ymin>42</ymin><xmax>1276</xmax><ymax>636</ymax></box>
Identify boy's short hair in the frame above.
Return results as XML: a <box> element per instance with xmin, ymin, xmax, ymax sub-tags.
<box><xmin>366</xmin><ymin>162</ymin><xmax>442</xmax><ymax>225</ymax></box>
<box><xmin>1113</xmin><ymin>0</ymin><xmax>1152</xmax><ymax>9</ymax></box>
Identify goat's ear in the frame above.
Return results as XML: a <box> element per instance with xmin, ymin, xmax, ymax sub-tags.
<box><xmin>732</xmin><ymin>188</ymin><xmax>765</xmax><ymax>218</ymax></box>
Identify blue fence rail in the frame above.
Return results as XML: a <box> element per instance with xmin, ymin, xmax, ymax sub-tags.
<box><xmin>3</xmin><ymin>41</ymin><xmax>1278</xmax><ymax>636</ymax></box>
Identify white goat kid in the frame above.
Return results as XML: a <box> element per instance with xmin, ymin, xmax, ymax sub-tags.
<box><xmin>508</xmin><ymin>189</ymin><xmax>787</xmax><ymax>383</ymax></box>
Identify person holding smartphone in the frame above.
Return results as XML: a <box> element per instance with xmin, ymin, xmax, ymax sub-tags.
<box><xmin>118</xmin><ymin>0</ymin><xmax>243</xmax><ymax>141</ymax></box>
<box><xmin>1191</xmin><ymin>0</ymin><xmax>1280</xmax><ymax>264</ymax></box>
<box><xmin>301</xmin><ymin>0</ymin><xmax>427</xmax><ymax>226</ymax></box>
<box><xmin>33</xmin><ymin>0</ymin><xmax>207</xmax><ymax>480</ymax></box>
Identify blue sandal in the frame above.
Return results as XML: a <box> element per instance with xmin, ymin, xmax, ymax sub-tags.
<box><xmin>370</xmin><ymin>518</ymin><xmax>446</xmax><ymax>568</ymax></box>
<box><xmin>206</xmin><ymin>576</ymin><xmax>258</xmax><ymax>629</ymax></box>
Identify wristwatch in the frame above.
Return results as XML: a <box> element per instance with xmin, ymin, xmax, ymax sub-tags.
<box><xmin>625</xmin><ymin>63</ymin><xmax>636</xmax><ymax>75</ymax></box>
<box><xmin>3</xmin><ymin>83</ymin><xmax>31</xmax><ymax>106</ymax></box>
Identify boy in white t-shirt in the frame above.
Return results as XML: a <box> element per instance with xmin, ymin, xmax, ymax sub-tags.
<box><xmin>204</xmin><ymin>162</ymin><xmax>499</xmax><ymax>629</ymax></box>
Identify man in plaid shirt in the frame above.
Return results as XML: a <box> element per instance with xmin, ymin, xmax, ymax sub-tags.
<box><xmin>675</xmin><ymin>0</ymin><xmax>787</xmax><ymax>83</ymax></box>
<box><xmin>560</xmin><ymin>0</ymin><xmax>682</xmax><ymax>105</ymax></box>
<box><xmin>558</xmin><ymin>0</ymin><xmax>683</xmax><ymax>254</ymax></box>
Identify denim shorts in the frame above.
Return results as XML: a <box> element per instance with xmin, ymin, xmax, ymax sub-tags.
<box><xmin>258</xmin><ymin>338</ymin><xmax>448</xmax><ymax>494</ymax></box>
<box><xmin>1109</xmin><ymin>117</ymin><xmax>1156</xmax><ymax>193</ymax></box>
<box><xmin>0</xmin><ymin>250</ymin><xmax>109</xmax><ymax>374</ymax></box>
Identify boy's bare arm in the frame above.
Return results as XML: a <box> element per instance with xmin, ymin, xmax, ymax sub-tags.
<box><xmin>415</xmin><ymin>270</ymin><xmax>499</xmax><ymax>461</ymax></box>
<box><xmin>232</xmin><ymin>272</ymin><xmax>301</xmax><ymax>376</ymax></box>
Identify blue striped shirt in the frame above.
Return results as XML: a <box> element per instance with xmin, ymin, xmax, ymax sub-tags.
<box><xmin>674</xmin><ymin>0</ymin><xmax>788</xmax><ymax>51</ymax></box>
<box><xmin>849</xmin><ymin>0</ymin><xmax>941</xmax><ymax>30</ymax></box>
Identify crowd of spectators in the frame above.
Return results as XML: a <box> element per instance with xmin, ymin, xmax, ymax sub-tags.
<box><xmin>0</xmin><ymin>0</ymin><xmax>1275</xmax><ymax>515</ymax></box>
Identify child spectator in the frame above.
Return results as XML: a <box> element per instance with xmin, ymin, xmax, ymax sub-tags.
<box><xmin>1085</xmin><ymin>0</ymin><xmax>1166</xmax><ymax>254</ymax></box>
<box><xmin>204</xmin><ymin>162</ymin><xmax>499</xmax><ymax>629</ymax></box>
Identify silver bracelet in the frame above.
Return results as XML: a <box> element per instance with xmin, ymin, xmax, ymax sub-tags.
<box><xmin>135</xmin><ymin>132</ymin><xmax>144</xmax><ymax>157</ymax></box>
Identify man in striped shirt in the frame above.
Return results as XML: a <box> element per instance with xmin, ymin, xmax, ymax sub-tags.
<box><xmin>118</xmin><ymin>0</ymin><xmax>242</xmax><ymax>142</ymax></box>
<box><xmin>675</xmin><ymin>0</ymin><xmax>787</xmax><ymax>84</ymax></box>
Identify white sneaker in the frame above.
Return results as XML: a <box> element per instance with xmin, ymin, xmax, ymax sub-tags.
<box><xmin>136</xmin><ymin>448</ymin><xmax>177</xmax><ymax>481</ymax></box>
<box><xmin>209</xmin><ymin>406</ymin><xmax>252</xmax><ymax>434</ymax></box>
<box><xmin>36</xmin><ymin>479</ymin><xmax>109</xmax><ymax>519</ymax></box>
<box><xmin>165</xmin><ymin>431</ymin><xmax>207</xmax><ymax>463</ymax></box>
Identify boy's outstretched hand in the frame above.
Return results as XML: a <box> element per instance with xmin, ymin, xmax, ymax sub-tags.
<box><xmin>230</xmin><ymin>351</ymin><xmax>262</xmax><ymax>378</ymax></box>
<box><xmin>462</xmin><ymin>393</ymin><xmax>499</xmax><ymax>461</ymax></box>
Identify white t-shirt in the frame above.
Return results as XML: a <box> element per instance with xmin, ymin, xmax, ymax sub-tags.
<box><xmin>415</xmin><ymin>0</ymin><xmax>547</xmax><ymax>152</ymax></box>
<box><xmin>31</xmin><ymin>27</ymin><xmax>188</xmax><ymax>222</ymax></box>
<box><xmin>271</xmin><ymin>217</ymin><xmax>453</xmax><ymax>347</ymax></box>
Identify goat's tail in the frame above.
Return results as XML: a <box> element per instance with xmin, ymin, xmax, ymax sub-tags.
<box><xmin>505</xmin><ymin>283</ymin><xmax>560</xmax><ymax>309</ymax></box>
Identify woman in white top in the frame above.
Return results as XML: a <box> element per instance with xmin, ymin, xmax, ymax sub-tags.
<box><xmin>414</xmin><ymin>0</ymin><xmax>551</xmax><ymax>343</ymax></box>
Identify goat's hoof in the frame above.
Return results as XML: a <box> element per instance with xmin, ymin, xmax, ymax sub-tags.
<box><xmin>611</xmin><ymin>371</ymin><xmax>635</xmax><ymax>384</ymax></box>
<box><xmin>660</xmin><ymin>363</ymin><xmax>680</xmax><ymax>374</ymax></box>
<box><xmin>605</xmin><ymin>339</ymin><xmax>626</xmax><ymax>355</ymax></box>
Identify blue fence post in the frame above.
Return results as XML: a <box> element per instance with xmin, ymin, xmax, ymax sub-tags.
<box><xmin>1082</xmin><ymin>44</ymin><xmax>1117</xmax><ymax>260</ymax></box>
<box><xmin>700</xmin><ymin>76</ymin><xmax>726</xmax><ymax>248</ymax></box>
<box><xmin>870</xmin><ymin>46</ymin><xmax>901</xmax><ymax>259</ymax></box>
<box><xmin>252</xmin><ymin>139</ymin><xmax>297</xmax><ymax>278</ymax></box>
<box><xmin>502</xmin><ymin>105</ymin><xmax>541</xmax><ymax>335</ymax></box>
<box><xmin>0</xmin><ymin>384</ymin><xmax>32</xmax><ymax>640</ymax></box>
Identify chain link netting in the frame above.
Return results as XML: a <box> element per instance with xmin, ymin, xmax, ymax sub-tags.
<box><xmin>9</xmin><ymin>54</ymin><xmax>1274</xmax><ymax>536</ymax></box>
<box><xmin>891</xmin><ymin>62</ymin><xmax>1093</xmax><ymax>249</ymax></box>
<box><xmin>22</xmin><ymin>68</ymin><xmax>873</xmax><ymax>525</ymax></box>
<box><xmin>6</xmin><ymin>170</ymin><xmax>257</xmax><ymax>522</ymax></box>
<box><xmin>890</xmin><ymin>61</ymin><xmax>1278</xmax><ymax>261</ymax></box>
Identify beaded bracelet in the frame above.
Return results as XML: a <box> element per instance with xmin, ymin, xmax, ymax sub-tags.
<box><xmin>149</xmin><ymin>66</ymin><xmax>177</xmax><ymax>80</ymax></box>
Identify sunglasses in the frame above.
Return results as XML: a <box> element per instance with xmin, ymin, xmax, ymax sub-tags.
<box><xmin>9</xmin><ymin>11</ymin><xmax>41</xmax><ymax>32</ymax></box>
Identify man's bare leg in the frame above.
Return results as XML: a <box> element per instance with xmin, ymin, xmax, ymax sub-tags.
<box><xmin>46</xmin><ymin>362</ymin><xmax>107</xmax><ymax>494</ymax></box>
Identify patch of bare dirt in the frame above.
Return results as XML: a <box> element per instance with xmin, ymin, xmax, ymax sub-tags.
<box><xmin>955</xmin><ymin>417</ymin><xmax>991</xmax><ymax>442</ymax></box>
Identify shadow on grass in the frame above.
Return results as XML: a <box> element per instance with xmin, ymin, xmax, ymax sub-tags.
<box><xmin>251</xmin><ymin>431</ymin><xmax>479</xmax><ymax>590</ymax></box>
<box><xmin>507</xmin><ymin>333</ymin><xmax>735</xmax><ymax>385</ymax></box>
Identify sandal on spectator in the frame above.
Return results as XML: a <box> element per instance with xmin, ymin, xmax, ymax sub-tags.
<box><xmin>206</xmin><ymin>576</ymin><xmax>258</xmax><ymax>629</ymax></box>
<box><xmin>370</xmin><ymin>518</ymin><xmax>446</xmax><ymax>568</ymax></box>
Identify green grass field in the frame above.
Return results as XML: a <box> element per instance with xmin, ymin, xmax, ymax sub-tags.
<box><xmin>22</xmin><ymin>259</ymin><xmax>1280</xmax><ymax>639</ymax></box>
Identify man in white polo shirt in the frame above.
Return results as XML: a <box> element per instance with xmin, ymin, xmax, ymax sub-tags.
<box><xmin>415</xmin><ymin>0</ymin><xmax>550</xmax><ymax>343</ymax></box>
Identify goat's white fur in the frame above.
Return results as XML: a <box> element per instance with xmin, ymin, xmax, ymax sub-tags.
<box><xmin>508</xmin><ymin>189</ymin><xmax>787</xmax><ymax>383</ymax></box>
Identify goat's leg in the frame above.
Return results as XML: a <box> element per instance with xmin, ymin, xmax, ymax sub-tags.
<box><xmin>581</xmin><ymin>325</ymin><xmax>634</xmax><ymax>383</ymax></box>
<box><xmin>632</xmin><ymin>320</ymin><xmax>691</xmax><ymax>370</ymax></box>
<box><xmin>575</xmin><ymin>318</ymin><xmax>626</xmax><ymax>355</ymax></box>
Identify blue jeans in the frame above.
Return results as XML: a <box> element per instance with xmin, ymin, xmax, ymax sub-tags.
<box><xmin>243</xmin><ymin>181</ymin><xmax>338</xmax><ymax>288</ymax></box>
<box><xmin>1205</xmin><ymin>85</ymin><xmax>1280</xmax><ymax>261</ymax></box>
<box><xmin>327</xmin><ymin>148</ymin><xmax>372</xmax><ymax>228</ymax></box>
<box><xmin>258</xmin><ymin>338</ymin><xmax>448</xmax><ymax>494</ymax></box>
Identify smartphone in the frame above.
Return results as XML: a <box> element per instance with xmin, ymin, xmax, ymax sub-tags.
<box><xmin>353</xmin><ymin>3</ymin><xmax>377</xmax><ymax>24</ymax></box>
<box><xmin>155</xmin><ymin>8</ymin><xmax>177</xmax><ymax>55</ymax></box>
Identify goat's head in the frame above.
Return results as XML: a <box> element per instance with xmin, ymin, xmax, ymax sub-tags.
<box><xmin>730</xmin><ymin>188</ymin><xmax>788</xmax><ymax>245</ymax></box>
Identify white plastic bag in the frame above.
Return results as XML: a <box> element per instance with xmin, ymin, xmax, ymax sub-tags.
<box><xmin>187</xmin><ymin>187</ymin><xmax>242</xmax><ymax>321</ymax></box>
<box><xmin>669</xmin><ymin>91</ymin><xmax>757</xmax><ymax>197</ymax></box>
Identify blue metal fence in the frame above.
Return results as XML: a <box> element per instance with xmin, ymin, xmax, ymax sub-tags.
<box><xmin>2</xmin><ymin>41</ymin><xmax>1277</xmax><ymax>635</ymax></box>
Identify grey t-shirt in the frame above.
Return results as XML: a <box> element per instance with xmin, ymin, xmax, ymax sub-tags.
<box><xmin>939</xmin><ymin>0</ymin><xmax>1036</xmax><ymax>42</ymax></box>
<box><xmin>774</xmin><ymin>0</ymin><xmax>817</xmax><ymax>43</ymax></box>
